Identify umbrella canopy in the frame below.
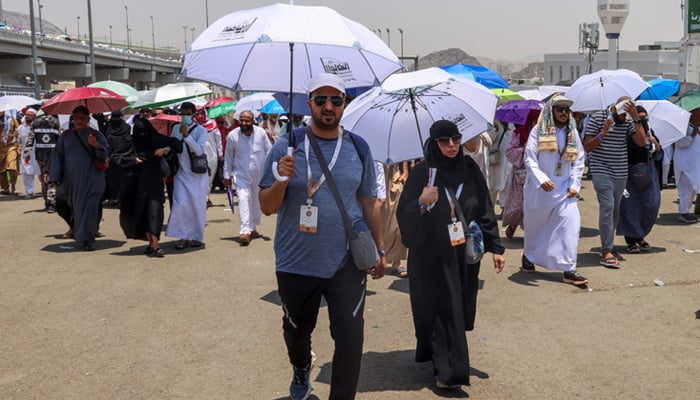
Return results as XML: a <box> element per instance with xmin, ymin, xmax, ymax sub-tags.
<box><xmin>341</xmin><ymin>68</ymin><xmax>499</xmax><ymax>165</ymax></box>
<box><xmin>495</xmin><ymin>99</ymin><xmax>544</xmax><ymax>125</ymax></box>
<box><xmin>491</xmin><ymin>88</ymin><xmax>524</xmax><ymax>104</ymax></box>
<box><xmin>636</xmin><ymin>100</ymin><xmax>690</xmax><ymax>149</ymax></box>
<box><xmin>260</xmin><ymin>99</ymin><xmax>286</xmax><ymax>115</ymax></box>
<box><xmin>181</xmin><ymin>3</ymin><xmax>402</xmax><ymax>94</ymax></box>
<box><xmin>235</xmin><ymin>92</ymin><xmax>275</xmax><ymax>114</ymax></box>
<box><xmin>0</xmin><ymin>95</ymin><xmax>41</xmax><ymax>112</ymax></box>
<box><xmin>273</xmin><ymin>92</ymin><xmax>311</xmax><ymax>116</ymax></box>
<box><xmin>517</xmin><ymin>85</ymin><xmax>570</xmax><ymax>101</ymax></box>
<box><xmin>88</xmin><ymin>80</ymin><xmax>139</xmax><ymax>104</ymax></box>
<box><xmin>439</xmin><ymin>64</ymin><xmax>509</xmax><ymax>89</ymax></box>
<box><xmin>206</xmin><ymin>100</ymin><xmax>237</xmax><ymax>118</ymax></box>
<box><xmin>566</xmin><ymin>69</ymin><xmax>649</xmax><ymax>112</ymax></box>
<box><xmin>40</xmin><ymin>87</ymin><xmax>129</xmax><ymax>115</ymax></box>
<box><xmin>205</xmin><ymin>96</ymin><xmax>236</xmax><ymax>108</ymax></box>
<box><xmin>149</xmin><ymin>114</ymin><xmax>181</xmax><ymax>136</ymax></box>
<box><xmin>673</xmin><ymin>87</ymin><xmax>700</xmax><ymax>112</ymax></box>
<box><xmin>638</xmin><ymin>78</ymin><xmax>680</xmax><ymax>101</ymax></box>
<box><xmin>132</xmin><ymin>82</ymin><xmax>213</xmax><ymax>109</ymax></box>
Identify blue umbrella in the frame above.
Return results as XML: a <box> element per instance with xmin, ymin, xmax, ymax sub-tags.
<box><xmin>439</xmin><ymin>64</ymin><xmax>509</xmax><ymax>89</ymax></box>
<box><xmin>638</xmin><ymin>78</ymin><xmax>680</xmax><ymax>100</ymax></box>
<box><xmin>273</xmin><ymin>92</ymin><xmax>311</xmax><ymax>116</ymax></box>
<box><xmin>259</xmin><ymin>99</ymin><xmax>286</xmax><ymax>114</ymax></box>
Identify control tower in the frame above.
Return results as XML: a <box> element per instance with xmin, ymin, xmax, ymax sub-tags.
<box><xmin>597</xmin><ymin>0</ymin><xmax>630</xmax><ymax>70</ymax></box>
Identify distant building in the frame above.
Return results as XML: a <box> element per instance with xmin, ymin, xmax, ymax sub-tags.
<box><xmin>544</xmin><ymin>42</ymin><xmax>684</xmax><ymax>84</ymax></box>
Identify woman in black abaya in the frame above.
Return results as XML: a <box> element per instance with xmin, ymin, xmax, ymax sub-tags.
<box><xmin>119</xmin><ymin>115</ymin><xmax>182</xmax><ymax>256</ymax></box>
<box><xmin>397</xmin><ymin>120</ymin><xmax>506</xmax><ymax>389</ymax></box>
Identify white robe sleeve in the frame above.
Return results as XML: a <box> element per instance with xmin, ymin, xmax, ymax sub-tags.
<box><xmin>524</xmin><ymin>127</ymin><xmax>550</xmax><ymax>187</ymax></box>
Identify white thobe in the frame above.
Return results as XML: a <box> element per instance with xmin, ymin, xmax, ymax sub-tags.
<box><xmin>18</xmin><ymin>123</ymin><xmax>40</xmax><ymax>194</ymax></box>
<box><xmin>523</xmin><ymin>126</ymin><xmax>585</xmax><ymax>272</ymax></box>
<box><xmin>204</xmin><ymin>126</ymin><xmax>223</xmax><ymax>189</ymax></box>
<box><xmin>673</xmin><ymin>126</ymin><xmax>700</xmax><ymax>213</ymax></box>
<box><xmin>488</xmin><ymin>125</ymin><xmax>514</xmax><ymax>205</ymax></box>
<box><xmin>223</xmin><ymin>125</ymin><xmax>271</xmax><ymax>234</ymax></box>
<box><xmin>166</xmin><ymin>122</ymin><xmax>209</xmax><ymax>242</ymax></box>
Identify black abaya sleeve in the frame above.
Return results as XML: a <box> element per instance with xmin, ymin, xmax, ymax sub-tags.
<box><xmin>397</xmin><ymin>163</ymin><xmax>429</xmax><ymax>249</ymax></box>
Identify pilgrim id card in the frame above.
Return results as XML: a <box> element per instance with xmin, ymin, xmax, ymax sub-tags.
<box><xmin>448</xmin><ymin>222</ymin><xmax>466</xmax><ymax>246</ymax></box>
<box><xmin>554</xmin><ymin>161</ymin><xmax>563</xmax><ymax>177</ymax></box>
<box><xmin>299</xmin><ymin>205</ymin><xmax>319</xmax><ymax>233</ymax></box>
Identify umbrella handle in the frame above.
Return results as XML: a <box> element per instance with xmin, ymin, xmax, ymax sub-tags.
<box><xmin>272</xmin><ymin>147</ymin><xmax>294</xmax><ymax>182</ymax></box>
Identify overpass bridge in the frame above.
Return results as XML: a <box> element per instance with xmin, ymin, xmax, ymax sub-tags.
<box><xmin>0</xmin><ymin>29</ymin><xmax>183</xmax><ymax>93</ymax></box>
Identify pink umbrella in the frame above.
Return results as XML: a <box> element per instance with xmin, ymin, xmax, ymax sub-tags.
<box><xmin>40</xmin><ymin>87</ymin><xmax>129</xmax><ymax>115</ymax></box>
<box><xmin>205</xmin><ymin>96</ymin><xmax>236</xmax><ymax>108</ymax></box>
<box><xmin>149</xmin><ymin>114</ymin><xmax>181</xmax><ymax>136</ymax></box>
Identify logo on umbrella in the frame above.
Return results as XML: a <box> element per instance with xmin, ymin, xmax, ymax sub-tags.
<box><xmin>446</xmin><ymin>113</ymin><xmax>474</xmax><ymax>132</ymax></box>
<box><xmin>219</xmin><ymin>18</ymin><xmax>257</xmax><ymax>39</ymax></box>
<box><xmin>321</xmin><ymin>58</ymin><xmax>355</xmax><ymax>82</ymax></box>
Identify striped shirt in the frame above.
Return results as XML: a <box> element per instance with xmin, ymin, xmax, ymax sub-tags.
<box><xmin>584</xmin><ymin>111</ymin><xmax>636</xmax><ymax>178</ymax></box>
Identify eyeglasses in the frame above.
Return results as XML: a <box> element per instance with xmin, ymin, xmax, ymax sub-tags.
<box><xmin>435</xmin><ymin>134</ymin><xmax>462</xmax><ymax>146</ymax></box>
<box><xmin>311</xmin><ymin>95</ymin><xmax>345</xmax><ymax>107</ymax></box>
<box><xmin>554</xmin><ymin>106</ymin><xmax>571</xmax><ymax>113</ymax></box>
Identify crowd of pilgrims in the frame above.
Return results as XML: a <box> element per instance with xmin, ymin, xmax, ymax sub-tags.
<box><xmin>3</xmin><ymin>94</ymin><xmax>697</xmax><ymax>270</ymax></box>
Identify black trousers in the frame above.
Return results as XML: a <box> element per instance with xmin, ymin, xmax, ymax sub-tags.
<box><xmin>276</xmin><ymin>260</ymin><xmax>366</xmax><ymax>400</ymax></box>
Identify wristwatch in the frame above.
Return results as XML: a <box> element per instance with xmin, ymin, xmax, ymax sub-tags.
<box><xmin>377</xmin><ymin>249</ymin><xmax>386</xmax><ymax>257</ymax></box>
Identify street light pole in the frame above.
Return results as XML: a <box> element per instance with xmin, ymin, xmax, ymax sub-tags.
<box><xmin>37</xmin><ymin>0</ymin><xmax>43</xmax><ymax>37</ymax></box>
<box><xmin>28</xmin><ymin>0</ymin><xmax>40</xmax><ymax>98</ymax></box>
<box><xmin>109</xmin><ymin>25</ymin><xmax>112</xmax><ymax>46</ymax></box>
<box><xmin>376</xmin><ymin>29</ymin><xmax>381</xmax><ymax>40</ymax></box>
<box><xmin>76</xmin><ymin>16</ymin><xmax>80</xmax><ymax>37</ymax></box>
<box><xmin>87</xmin><ymin>0</ymin><xmax>95</xmax><ymax>83</ymax></box>
<box><xmin>398</xmin><ymin>28</ymin><xmax>404</xmax><ymax>58</ymax></box>
<box><xmin>150</xmin><ymin>16</ymin><xmax>156</xmax><ymax>58</ymax></box>
<box><xmin>183</xmin><ymin>25</ymin><xmax>188</xmax><ymax>50</ymax></box>
<box><xmin>386</xmin><ymin>28</ymin><xmax>391</xmax><ymax>49</ymax></box>
<box><xmin>124</xmin><ymin>5</ymin><xmax>130</xmax><ymax>50</ymax></box>
<box><xmin>190</xmin><ymin>27</ymin><xmax>195</xmax><ymax>44</ymax></box>
<box><xmin>205</xmin><ymin>0</ymin><xmax>209</xmax><ymax>27</ymax></box>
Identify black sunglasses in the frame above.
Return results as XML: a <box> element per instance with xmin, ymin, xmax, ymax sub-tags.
<box><xmin>311</xmin><ymin>95</ymin><xmax>345</xmax><ymax>107</ymax></box>
<box><xmin>554</xmin><ymin>106</ymin><xmax>571</xmax><ymax>113</ymax></box>
<box><xmin>435</xmin><ymin>134</ymin><xmax>462</xmax><ymax>145</ymax></box>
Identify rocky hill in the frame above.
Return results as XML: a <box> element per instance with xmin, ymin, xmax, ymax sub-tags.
<box><xmin>410</xmin><ymin>48</ymin><xmax>481</xmax><ymax>71</ymax></box>
<box><xmin>1</xmin><ymin>8</ymin><xmax>64</xmax><ymax>35</ymax></box>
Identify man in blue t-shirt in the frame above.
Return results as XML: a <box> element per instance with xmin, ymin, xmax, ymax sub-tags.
<box><xmin>259</xmin><ymin>73</ymin><xmax>386</xmax><ymax>400</ymax></box>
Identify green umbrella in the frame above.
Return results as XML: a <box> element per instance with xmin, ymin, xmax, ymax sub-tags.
<box><xmin>88</xmin><ymin>80</ymin><xmax>139</xmax><ymax>105</ymax></box>
<box><xmin>207</xmin><ymin>100</ymin><xmax>237</xmax><ymax>118</ymax></box>
<box><xmin>491</xmin><ymin>88</ymin><xmax>524</xmax><ymax>104</ymax></box>
<box><xmin>674</xmin><ymin>88</ymin><xmax>700</xmax><ymax>112</ymax></box>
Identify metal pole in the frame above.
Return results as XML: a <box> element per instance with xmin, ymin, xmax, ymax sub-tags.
<box><xmin>77</xmin><ymin>16</ymin><xmax>80</xmax><ymax>37</ymax></box>
<box><xmin>398</xmin><ymin>28</ymin><xmax>404</xmax><ymax>58</ymax></box>
<box><xmin>109</xmin><ymin>25</ymin><xmax>112</xmax><ymax>46</ymax></box>
<box><xmin>37</xmin><ymin>0</ymin><xmax>43</xmax><ymax>37</ymax></box>
<box><xmin>87</xmin><ymin>0</ymin><xmax>95</xmax><ymax>82</ymax></box>
<box><xmin>183</xmin><ymin>25</ymin><xmax>188</xmax><ymax>50</ymax></box>
<box><xmin>386</xmin><ymin>28</ymin><xmax>391</xmax><ymax>49</ymax></box>
<box><xmin>205</xmin><ymin>0</ymin><xmax>209</xmax><ymax>27</ymax></box>
<box><xmin>150</xmin><ymin>16</ymin><xmax>156</xmax><ymax>58</ymax></box>
<box><xmin>124</xmin><ymin>5</ymin><xmax>130</xmax><ymax>50</ymax></box>
<box><xmin>29</xmin><ymin>0</ymin><xmax>40</xmax><ymax>98</ymax></box>
<box><xmin>190</xmin><ymin>27</ymin><xmax>195</xmax><ymax>44</ymax></box>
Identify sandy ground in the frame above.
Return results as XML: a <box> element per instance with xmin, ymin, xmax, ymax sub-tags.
<box><xmin>1</xmin><ymin>177</ymin><xmax>699</xmax><ymax>400</ymax></box>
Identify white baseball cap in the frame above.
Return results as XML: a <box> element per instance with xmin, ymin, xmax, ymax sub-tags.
<box><xmin>307</xmin><ymin>73</ymin><xmax>346</xmax><ymax>95</ymax></box>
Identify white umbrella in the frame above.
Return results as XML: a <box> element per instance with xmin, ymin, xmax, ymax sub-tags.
<box><xmin>341</xmin><ymin>68</ymin><xmax>499</xmax><ymax>165</ymax></box>
<box><xmin>517</xmin><ymin>85</ymin><xmax>570</xmax><ymax>101</ymax></box>
<box><xmin>132</xmin><ymin>82</ymin><xmax>212</xmax><ymax>109</ymax></box>
<box><xmin>566</xmin><ymin>69</ymin><xmax>650</xmax><ymax>112</ymax></box>
<box><xmin>0</xmin><ymin>95</ymin><xmax>41</xmax><ymax>112</ymax></box>
<box><xmin>181</xmin><ymin>3</ymin><xmax>401</xmax><ymax>94</ymax></box>
<box><xmin>234</xmin><ymin>92</ymin><xmax>275</xmax><ymax>115</ymax></box>
<box><xmin>636</xmin><ymin>100</ymin><xmax>690</xmax><ymax>149</ymax></box>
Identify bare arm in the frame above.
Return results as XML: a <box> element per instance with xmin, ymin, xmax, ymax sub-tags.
<box><xmin>360</xmin><ymin>196</ymin><xmax>386</xmax><ymax>279</ymax></box>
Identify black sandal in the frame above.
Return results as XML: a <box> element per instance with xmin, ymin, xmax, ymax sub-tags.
<box><xmin>175</xmin><ymin>240</ymin><xmax>189</xmax><ymax>250</ymax></box>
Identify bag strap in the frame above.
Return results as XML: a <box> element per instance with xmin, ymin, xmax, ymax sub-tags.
<box><xmin>73</xmin><ymin>129</ymin><xmax>97</xmax><ymax>161</ymax></box>
<box><xmin>495</xmin><ymin>128</ymin><xmax>506</xmax><ymax>149</ymax></box>
<box><xmin>445</xmin><ymin>186</ymin><xmax>470</xmax><ymax>236</ymax></box>
<box><xmin>304</xmin><ymin>127</ymin><xmax>357</xmax><ymax>240</ymax></box>
<box><xmin>181</xmin><ymin>124</ymin><xmax>198</xmax><ymax>153</ymax></box>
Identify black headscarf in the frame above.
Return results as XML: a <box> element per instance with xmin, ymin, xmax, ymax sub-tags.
<box><xmin>424</xmin><ymin>120</ymin><xmax>467</xmax><ymax>188</ymax></box>
<box><xmin>131</xmin><ymin>115</ymin><xmax>159</xmax><ymax>153</ymax></box>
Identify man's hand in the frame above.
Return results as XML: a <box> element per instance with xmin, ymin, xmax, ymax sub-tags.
<box><xmin>368</xmin><ymin>256</ymin><xmax>387</xmax><ymax>279</ymax></box>
<box><xmin>566</xmin><ymin>188</ymin><xmax>577</xmax><ymax>198</ymax></box>
<box><xmin>493</xmin><ymin>254</ymin><xmax>505</xmax><ymax>273</ymax></box>
<box><xmin>541</xmin><ymin>180</ymin><xmax>555</xmax><ymax>192</ymax></box>
<box><xmin>223</xmin><ymin>178</ymin><xmax>232</xmax><ymax>187</ymax></box>
<box><xmin>179</xmin><ymin>123</ymin><xmax>188</xmax><ymax>137</ymax></box>
<box><xmin>277</xmin><ymin>155</ymin><xmax>295</xmax><ymax>178</ymax></box>
<box><xmin>87</xmin><ymin>133</ymin><xmax>100</xmax><ymax>149</ymax></box>
<box><xmin>154</xmin><ymin>148</ymin><xmax>165</xmax><ymax>157</ymax></box>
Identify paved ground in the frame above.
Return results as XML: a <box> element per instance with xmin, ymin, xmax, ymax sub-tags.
<box><xmin>1</xmin><ymin>178</ymin><xmax>699</xmax><ymax>400</ymax></box>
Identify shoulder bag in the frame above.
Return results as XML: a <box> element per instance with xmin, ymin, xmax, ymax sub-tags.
<box><xmin>445</xmin><ymin>186</ymin><xmax>485</xmax><ymax>264</ymax></box>
<box><xmin>75</xmin><ymin>130</ymin><xmax>109</xmax><ymax>171</ymax></box>
<box><xmin>629</xmin><ymin>162</ymin><xmax>652</xmax><ymax>190</ymax></box>
<box><xmin>183</xmin><ymin>125</ymin><xmax>208</xmax><ymax>174</ymax></box>
<box><xmin>305</xmin><ymin>128</ymin><xmax>378</xmax><ymax>271</ymax></box>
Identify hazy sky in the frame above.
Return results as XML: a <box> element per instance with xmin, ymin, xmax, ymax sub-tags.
<box><xmin>1</xmin><ymin>0</ymin><xmax>686</xmax><ymax>60</ymax></box>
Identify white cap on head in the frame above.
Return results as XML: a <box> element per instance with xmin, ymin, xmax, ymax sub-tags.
<box><xmin>24</xmin><ymin>108</ymin><xmax>37</xmax><ymax>115</ymax></box>
<box><xmin>550</xmin><ymin>94</ymin><xmax>573</xmax><ymax>108</ymax></box>
<box><xmin>307</xmin><ymin>73</ymin><xmax>346</xmax><ymax>95</ymax></box>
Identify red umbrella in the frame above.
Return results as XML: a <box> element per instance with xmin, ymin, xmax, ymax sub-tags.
<box><xmin>41</xmin><ymin>87</ymin><xmax>129</xmax><ymax>115</ymax></box>
<box><xmin>149</xmin><ymin>114</ymin><xmax>181</xmax><ymax>136</ymax></box>
<box><xmin>205</xmin><ymin>96</ymin><xmax>236</xmax><ymax>108</ymax></box>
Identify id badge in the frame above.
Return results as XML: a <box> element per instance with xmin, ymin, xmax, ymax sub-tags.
<box><xmin>554</xmin><ymin>161</ymin><xmax>563</xmax><ymax>177</ymax></box>
<box><xmin>299</xmin><ymin>205</ymin><xmax>318</xmax><ymax>233</ymax></box>
<box><xmin>448</xmin><ymin>222</ymin><xmax>466</xmax><ymax>246</ymax></box>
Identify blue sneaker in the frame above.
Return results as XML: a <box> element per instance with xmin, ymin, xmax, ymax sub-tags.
<box><xmin>289</xmin><ymin>360</ymin><xmax>313</xmax><ymax>400</ymax></box>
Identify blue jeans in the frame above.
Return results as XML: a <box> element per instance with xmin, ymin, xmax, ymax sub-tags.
<box><xmin>592</xmin><ymin>173</ymin><xmax>627</xmax><ymax>253</ymax></box>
